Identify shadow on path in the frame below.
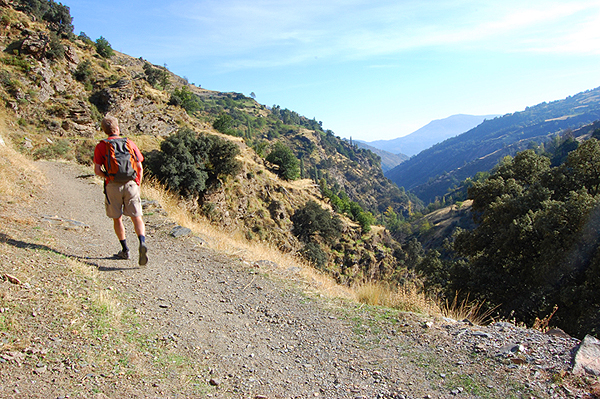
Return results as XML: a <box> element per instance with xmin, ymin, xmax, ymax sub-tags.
<box><xmin>0</xmin><ymin>232</ymin><xmax>139</xmax><ymax>272</ymax></box>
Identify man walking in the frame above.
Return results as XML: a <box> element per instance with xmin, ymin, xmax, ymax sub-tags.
<box><xmin>93</xmin><ymin>115</ymin><xmax>148</xmax><ymax>266</ymax></box>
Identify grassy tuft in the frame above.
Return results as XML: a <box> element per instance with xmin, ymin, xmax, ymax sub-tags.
<box><xmin>442</xmin><ymin>292</ymin><xmax>496</xmax><ymax>325</ymax></box>
<box><xmin>355</xmin><ymin>280</ymin><xmax>443</xmax><ymax>316</ymax></box>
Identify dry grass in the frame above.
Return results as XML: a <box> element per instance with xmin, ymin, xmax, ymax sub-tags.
<box><xmin>354</xmin><ymin>283</ymin><xmax>497</xmax><ymax>325</ymax></box>
<box><xmin>532</xmin><ymin>305</ymin><xmax>558</xmax><ymax>333</ymax></box>
<box><xmin>442</xmin><ymin>292</ymin><xmax>497</xmax><ymax>325</ymax></box>
<box><xmin>90</xmin><ymin>289</ymin><xmax>124</xmax><ymax>327</ymax></box>
<box><xmin>129</xmin><ymin>133</ymin><xmax>163</xmax><ymax>153</ymax></box>
<box><xmin>141</xmin><ymin>178</ymin><xmax>456</xmax><ymax>318</ymax></box>
<box><xmin>142</xmin><ymin>178</ymin><xmax>247</xmax><ymax>254</ymax></box>
<box><xmin>355</xmin><ymin>281</ymin><xmax>443</xmax><ymax>316</ymax></box>
<box><xmin>0</xmin><ymin>131</ymin><xmax>45</xmax><ymax>203</ymax></box>
<box><xmin>142</xmin><ymin>177</ymin><xmax>357</xmax><ymax>302</ymax></box>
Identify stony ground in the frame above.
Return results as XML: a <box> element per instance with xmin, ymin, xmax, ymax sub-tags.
<box><xmin>0</xmin><ymin>160</ymin><xmax>598</xmax><ymax>399</ymax></box>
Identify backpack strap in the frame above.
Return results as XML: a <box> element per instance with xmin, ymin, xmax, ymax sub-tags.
<box><xmin>102</xmin><ymin>138</ymin><xmax>111</xmax><ymax>204</ymax></box>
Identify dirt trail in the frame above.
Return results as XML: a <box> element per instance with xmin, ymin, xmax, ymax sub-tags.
<box><xmin>31</xmin><ymin>160</ymin><xmax>426</xmax><ymax>399</ymax></box>
<box><xmin>2</xmin><ymin>160</ymin><xmax>586</xmax><ymax>399</ymax></box>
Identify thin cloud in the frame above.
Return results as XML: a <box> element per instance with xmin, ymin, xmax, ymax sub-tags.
<box><xmin>148</xmin><ymin>0</ymin><xmax>600</xmax><ymax>71</ymax></box>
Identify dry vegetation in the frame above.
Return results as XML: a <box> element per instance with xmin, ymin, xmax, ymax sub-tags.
<box><xmin>140</xmin><ymin>172</ymin><xmax>467</xmax><ymax>321</ymax></box>
<box><xmin>0</xmin><ymin>118</ymin><xmax>45</xmax><ymax>203</ymax></box>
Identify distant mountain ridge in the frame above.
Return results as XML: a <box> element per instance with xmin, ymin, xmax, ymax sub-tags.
<box><xmin>364</xmin><ymin>114</ymin><xmax>498</xmax><ymax>156</ymax></box>
<box><xmin>350</xmin><ymin>140</ymin><xmax>408</xmax><ymax>172</ymax></box>
<box><xmin>385</xmin><ymin>87</ymin><xmax>600</xmax><ymax>203</ymax></box>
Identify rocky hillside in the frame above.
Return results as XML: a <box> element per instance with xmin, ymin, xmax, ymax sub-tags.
<box><xmin>0</xmin><ymin>0</ymin><xmax>420</xmax><ymax>287</ymax></box>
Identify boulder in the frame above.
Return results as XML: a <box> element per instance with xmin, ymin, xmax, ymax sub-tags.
<box><xmin>573</xmin><ymin>335</ymin><xmax>600</xmax><ymax>376</ymax></box>
<box><xmin>170</xmin><ymin>226</ymin><xmax>192</xmax><ymax>238</ymax></box>
<box><xmin>20</xmin><ymin>32</ymin><xmax>50</xmax><ymax>59</ymax></box>
<box><xmin>64</xmin><ymin>45</ymin><xmax>79</xmax><ymax>65</ymax></box>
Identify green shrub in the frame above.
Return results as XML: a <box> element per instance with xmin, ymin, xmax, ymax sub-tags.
<box><xmin>74</xmin><ymin>139</ymin><xmax>96</xmax><ymax>165</ymax></box>
<box><xmin>145</xmin><ymin>128</ymin><xmax>241</xmax><ymax>197</ymax></box>
<box><xmin>355</xmin><ymin>210</ymin><xmax>374</xmax><ymax>233</ymax></box>
<box><xmin>213</xmin><ymin>113</ymin><xmax>235</xmax><ymax>135</ymax></box>
<box><xmin>95</xmin><ymin>36</ymin><xmax>114</xmax><ymax>58</ymax></box>
<box><xmin>33</xmin><ymin>139</ymin><xmax>72</xmax><ymax>160</ymax></box>
<box><xmin>266</xmin><ymin>142</ymin><xmax>300</xmax><ymax>181</ymax></box>
<box><xmin>1</xmin><ymin>54</ymin><xmax>33</xmax><ymax>73</ymax></box>
<box><xmin>169</xmin><ymin>86</ymin><xmax>202</xmax><ymax>114</ymax></box>
<box><xmin>301</xmin><ymin>241</ymin><xmax>328</xmax><ymax>269</ymax></box>
<box><xmin>251</xmin><ymin>140</ymin><xmax>269</xmax><ymax>157</ymax></box>
<box><xmin>291</xmin><ymin>200</ymin><xmax>342</xmax><ymax>244</ymax></box>
<box><xmin>1</xmin><ymin>9</ymin><xmax>17</xmax><ymax>26</ymax></box>
<box><xmin>16</xmin><ymin>0</ymin><xmax>73</xmax><ymax>36</ymax></box>
<box><xmin>0</xmin><ymin>72</ymin><xmax>24</xmax><ymax>98</ymax></box>
<box><xmin>78</xmin><ymin>31</ymin><xmax>94</xmax><ymax>46</ymax></box>
<box><xmin>143</xmin><ymin>62</ymin><xmax>169</xmax><ymax>89</ymax></box>
<box><xmin>73</xmin><ymin>59</ymin><xmax>93</xmax><ymax>85</ymax></box>
<box><xmin>43</xmin><ymin>0</ymin><xmax>73</xmax><ymax>36</ymax></box>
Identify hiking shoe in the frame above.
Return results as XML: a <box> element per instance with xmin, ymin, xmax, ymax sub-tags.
<box><xmin>115</xmin><ymin>249</ymin><xmax>129</xmax><ymax>260</ymax></box>
<box><xmin>139</xmin><ymin>244</ymin><xmax>148</xmax><ymax>266</ymax></box>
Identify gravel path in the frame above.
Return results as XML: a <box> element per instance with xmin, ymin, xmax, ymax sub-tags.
<box><xmin>2</xmin><ymin>160</ymin><xmax>591</xmax><ymax>399</ymax></box>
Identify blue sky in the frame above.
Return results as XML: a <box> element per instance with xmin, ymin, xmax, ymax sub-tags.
<box><xmin>66</xmin><ymin>0</ymin><xmax>600</xmax><ymax>141</ymax></box>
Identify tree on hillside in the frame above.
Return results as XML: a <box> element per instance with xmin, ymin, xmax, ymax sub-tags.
<box><xmin>291</xmin><ymin>200</ymin><xmax>342</xmax><ymax>244</ymax></box>
<box><xmin>143</xmin><ymin>62</ymin><xmax>170</xmax><ymax>89</ymax></box>
<box><xmin>169</xmin><ymin>86</ymin><xmax>202</xmax><ymax>115</ymax></box>
<box><xmin>95</xmin><ymin>36</ymin><xmax>114</xmax><ymax>58</ymax></box>
<box><xmin>206</xmin><ymin>136</ymin><xmax>242</xmax><ymax>179</ymax></box>
<box><xmin>73</xmin><ymin>59</ymin><xmax>93</xmax><ymax>86</ymax></box>
<box><xmin>43</xmin><ymin>0</ymin><xmax>73</xmax><ymax>36</ymax></box>
<box><xmin>145</xmin><ymin>128</ymin><xmax>241</xmax><ymax>198</ymax></box>
<box><xmin>566</xmin><ymin>138</ymin><xmax>600</xmax><ymax>196</ymax></box>
<box><xmin>266</xmin><ymin>142</ymin><xmax>300</xmax><ymax>181</ymax></box>
<box><xmin>546</xmin><ymin>134</ymin><xmax>579</xmax><ymax>167</ymax></box>
<box><xmin>16</xmin><ymin>0</ymin><xmax>73</xmax><ymax>36</ymax></box>
<box><xmin>213</xmin><ymin>113</ymin><xmax>235</xmax><ymax>135</ymax></box>
<box><xmin>45</xmin><ymin>31</ymin><xmax>65</xmax><ymax>60</ymax></box>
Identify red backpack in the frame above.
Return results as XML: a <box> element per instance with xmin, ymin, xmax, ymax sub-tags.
<box><xmin>103</xmin><ymin>137</ymin><xmax>141</xmax><ymax>183</ymax></box>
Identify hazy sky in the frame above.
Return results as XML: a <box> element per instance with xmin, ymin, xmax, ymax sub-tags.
<box><xmin>65</xmin><ymin>0</ymin><xmax>600</xmax><ymax>141</ymax></box>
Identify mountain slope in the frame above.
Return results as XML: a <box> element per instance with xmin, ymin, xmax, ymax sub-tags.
<box><xmin>385</xmin><ymin>88</ymin><xmax>600</xmax><ymax>203</ymax></box>
<box><xmin>352</xmin><ymin>140</ymin><xmax>409</xmax><ymax>172</ymax></box>
<box><xmin>365</xmin><ymin>114</ymin><xmax>497</xmax><ymax>156</ymax></box>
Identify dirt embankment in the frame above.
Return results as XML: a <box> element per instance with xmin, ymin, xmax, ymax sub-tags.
<box><xmin>0</xmin><ymin>160</ymin><xmax>595</xmax><ymax>399</ymax></box>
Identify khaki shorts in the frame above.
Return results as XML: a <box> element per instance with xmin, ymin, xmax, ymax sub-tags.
<box><xmin>105</xmin><ymin>180</ymin><xmax>143</xmax><ymax>218</ymax></box>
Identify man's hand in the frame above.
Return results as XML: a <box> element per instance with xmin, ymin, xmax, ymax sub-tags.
<box><xmin>94</xmin><ymin>163</ymin><xmax>108</xmax><ymax>179</ymax></box>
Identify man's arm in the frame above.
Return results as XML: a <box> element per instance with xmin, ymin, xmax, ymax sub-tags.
<box><xmin>137</xmin><ymin>162</ymin><xmax>144</xmax><ymax>184</ymax></box>
<box><xmin>94</xmin><ymin>163</ymin><xmax>107</xmax><ymax>179</ymax></box>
